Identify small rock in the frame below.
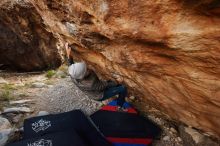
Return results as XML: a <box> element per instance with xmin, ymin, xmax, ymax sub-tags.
<box><xmin>9</xmin><ymin>99</ymin><xmax>33</xmax><ymax>105</ymax></box>
<box><xmin>0</xmin><ymin>77</ymin><xmax>8</xmax><ymax>84</ymax></box>
<box><xmin>31</xmin><ymin>82</ymin><xmax>46</xmax><ymax>88</ymax></box>
<box><xmin>3</xmin><ymin>107</ymin><xmax>32</xmax><ymax>114</ymax></box>
<box><xmin>179</xmin><ymin>125</ymin><xmax>219</xmax><ymax>146</ymax></box>
<box><xmin>153</xmin><ymin>117</ymin><xmax>164</xmax><ymax>125</ymax></box>
<box><xmin>184</xmin><ymin>127</ymin><xmax>204</xmax><ymax>144</ymax></box>
<box><xmin>163</xmin><ymin>136</ymin><xmax>170</xmax><ymax>141</ymax></box>
<box><xmin>0</xmin><ymin>129</ymin><xmax>13</xmax><ymax>146</ymax></box>
<box><xmin>170</xmin><ymin>127</ymin><xmax>177</xmax><ymax>133</ymax></box>
<box><xmin>12</xmin><ymin>114</ymin><xmax>23</xmax><ymax>123</ymax></box>
<box><xmin>0</xmin><ymin>117</ymin><xmax>11</xmax><ymax>130</ymax></box>
<box><xmin>177</xmin><ymin>137</ymin><xmax>182</xmax><ymax>142</ymax></box>
<box><xmin>129</xmin><ymin>96</ymin><xmax>136</xmax><ymax>100</ymax></box>
<box><xmin>37</xmin><ymin>111</ymin><xmax>49</xmax><ymax>116</ymax></box>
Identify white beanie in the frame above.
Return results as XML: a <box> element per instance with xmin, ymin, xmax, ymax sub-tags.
<box><xmin>68</xmin><ymin>62</ymin><xmax>87</xmax><ymax>79</ymax></box>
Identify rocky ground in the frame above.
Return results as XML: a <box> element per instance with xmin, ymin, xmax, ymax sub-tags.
<box><xmin>0</xmin><ymin>66</ymin><xmax>219</xmax><ymax>146</ymax></box>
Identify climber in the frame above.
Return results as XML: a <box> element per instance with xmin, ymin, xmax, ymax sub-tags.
<box><xmin>65</xmin><ymin>43</ymin><xmax>127</xmax><ymax>109</ymax></box>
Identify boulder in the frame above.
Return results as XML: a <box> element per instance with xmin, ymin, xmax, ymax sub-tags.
<box><xmin>179</xmin><ymin>126</ymin><xmax>219</xmax><ymax>146</ymax></box>
<box><xmin>0</xmin><ymin>0</ymin><xmax>220</xmax><ymax>138</ymax></box>
<box><xmin>0</xmin><ymin>0</ymin><xmax>63</xmax><ymax>71</ymax></box>
<box><xmin>0</xmin><ymin>129</ymin><xmax>12</xmax><ymax>146</ymax></box>
<box><xmin>0</xmin><ymin>117</ymin><xmax>11</xmax><ymax>131</ymax></box>
<box><xmin>0</xmin><ymin>117</ymin><xmax>12</xmax><ymax>146</ymax></box>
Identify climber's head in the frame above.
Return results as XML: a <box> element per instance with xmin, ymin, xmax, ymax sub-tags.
<box><xmin>68</xmin><ymin>62</ymin><xmax>87</xmax><ymax>79</ymax></box>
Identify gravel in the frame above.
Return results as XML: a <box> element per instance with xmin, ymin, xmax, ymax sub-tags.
<box><xmin>36</xmin><ymin>78</ymin><xmax>102</xmax><ymax>115</ymax></box>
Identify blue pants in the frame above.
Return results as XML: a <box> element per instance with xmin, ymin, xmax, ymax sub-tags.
<box><xmin>101</xmin><ymin>85</ymin><xmax>127</xmax><ymax>107</ymax></box>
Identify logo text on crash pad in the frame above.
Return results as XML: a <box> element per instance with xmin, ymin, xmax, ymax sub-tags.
<box><xmin>27</xmin><ymin>139</ymin><xmax>52</xmax><ymax>146</ymax></box>
<box><xmin>32</xmin><ymin>119</ymin><xmax>51</xmax><ymax>133</ymax></box>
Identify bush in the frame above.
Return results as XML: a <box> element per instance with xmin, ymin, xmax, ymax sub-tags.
<box><xmin>0</xmin><ymin>84</ymin><xmax>16</xmax><ymax>101</ymax></box>
<box><xmin>0</xmin><ymin>90</ymin><xmax>14</xmax><ymax>101</ymax></box>
<box><xmin>61</xmin><ymin>75</ymin><xmax>66</xmax><ymax>78</ymax></box>
<box><xmin>46</xmin><ymin>70</ymin><xmax>56</xmax><ymax>78</ymax></box>
<box><xmin>3</xmin><ymin>84</ymin><xmax>16</xmax><ymax>90</ymax></box>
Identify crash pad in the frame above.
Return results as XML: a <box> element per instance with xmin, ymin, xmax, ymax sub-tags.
<box><xmin>21</xmin><ymin>110</ymin><xmax>112</xmax><ymax>146</ymax></box>
<box><xmin>90</xmin><ymin>100</ymin><xmax>161</xmax><ymax>146</ymax></box>
<box><xmin>7</xmin><ymin>131</ymin><xmax>88</xmax><ymax>146</ymax></box>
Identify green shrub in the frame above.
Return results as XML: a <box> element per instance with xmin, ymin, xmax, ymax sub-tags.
<box><xmin>0</xmin><ymin>83</ymin><xmax>16</xmax><ymax>101</ymax></box>
<box><xmin>2</xmin><ymin>84</ymin><xmax>16</xmax><ymax>90</ymax></box>
<box><xmin>46</xmin><ymin>70</ymin><xmax>56</xmax><ymax>78</ymax></box>
<box><xmin>0</xmin><ymin>90</ymin><xmax>14</xmax><ymax>101</ymax></box>
<box><xmin>61</xmin><ymin>75</ymin><xmax>66</xmax><ymax>78</ymax></box>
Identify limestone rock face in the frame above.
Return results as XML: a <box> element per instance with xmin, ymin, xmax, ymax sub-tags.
<box><xmin>0</xmin><ymin>0</ymin><xmax>63</xmax><ymax>71</ymax></box>
<box><xmin>0</xmin><ymin>0</ymin><xmax>220</xmax><ymax>138</ymax></box>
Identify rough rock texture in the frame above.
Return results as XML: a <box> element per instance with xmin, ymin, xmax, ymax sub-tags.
<box><xmin>0</xmin><ymin>0</ymin><xmax>220</xmax><ymax>138</ymax></box>
<box><xmin>0</xmin><ymin>1</ymin><xmax>63</xmax><ymax>71</ymax></box>
<box><xmin>179</xmin><ymin>126</ymin><xmax>220</xmax><ymax>146</ymax></box>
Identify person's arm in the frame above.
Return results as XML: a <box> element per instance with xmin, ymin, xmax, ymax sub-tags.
<box><xmin>67</xmin><ymin>58</ymin><xmax>74</xmax><ymax>66</ymax></box>
<box><xmin>71</xmin><ymin>72</ymin><xmax>116</xmax><ymax>92</ymax></box>
<box><xmin>65</xmin><ymin>43</ymin><xmax>74</xmax><ymax>65</ymax></box>
<box><xmin>91</xmin><ymin>73</ymin><xmax>117</xmax><ymax>91</ymax></box>
<box><xmin>91</xmin><ymin>76</ymin><xmax>108</xmax><ymax>91</ymax></box>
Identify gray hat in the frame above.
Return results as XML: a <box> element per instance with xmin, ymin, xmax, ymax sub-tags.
<box><xmin>68</xmin><ymin>62</ymin><xmax>87</xmax><ymax>79</ymax></box>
